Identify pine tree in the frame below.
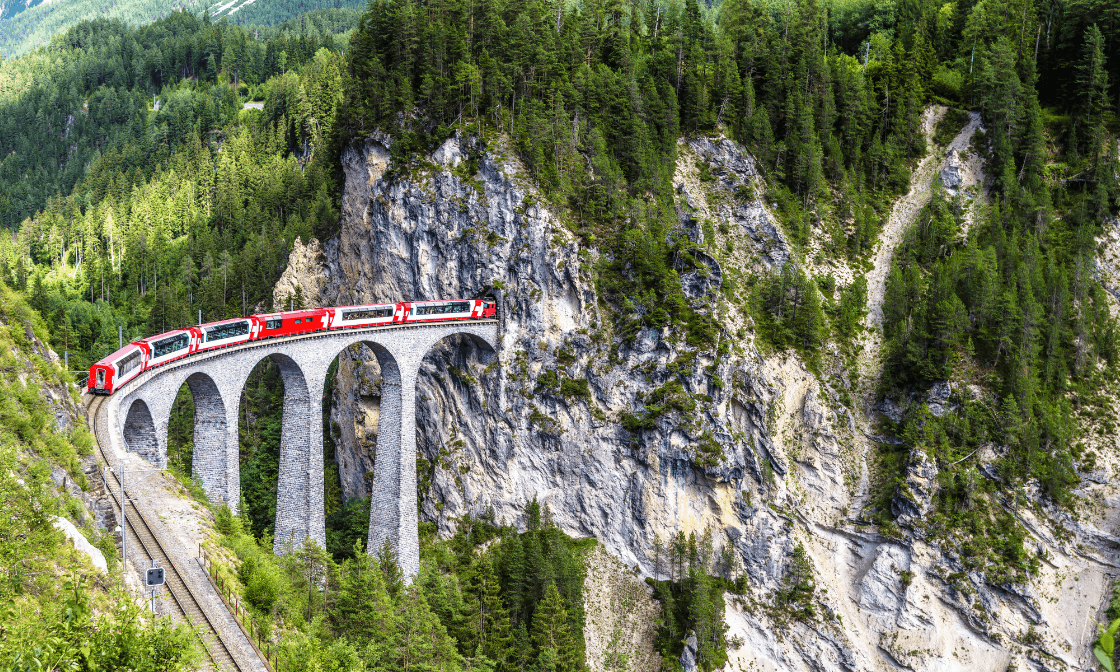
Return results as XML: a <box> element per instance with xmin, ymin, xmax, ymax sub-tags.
<box><xmin>1077</xmin><ymin>24</ymin><xmax>1110</xmax><ymax>128</ymax></box>
<box><xmin>389</xmin><ymin>586</ymin><xmax>464</xmax><ymax>672</ymax></box>
<box><xmin>464</xmin><ymin>553</ymin><xmax>512</xmax><ymax>667</ymax></box>
<box><xmin>30</xmin><ymin>272</ymin><xmax>49</xmax><ymax>317</ymax></box>
<box><xmin>509</xmin><ymin>622</ymin><xmax>532</xmax><ymax>671</ymax></box>
<box><xmin>530</xmin><ymin>583</ymin><xmax>575</xmax><ymax>672</ymax></box>
<box><xmin>378</xmin><ymin>536</ymin><xmax>404</xmax><ymax>598</ymax></box>
<box><xmin>524</xmin><ymin>523</ymin><xmax>544</xmax><ymax>614</ymax></box>
<box><xmin>333</xmin><ymin>551</ymin><xmax>393</xmax><ymax>646</ymax></box>
<box><xmin>501</xmin><ymin>531</ymin><xmax>527</xmax><ymax>624</ymax></box>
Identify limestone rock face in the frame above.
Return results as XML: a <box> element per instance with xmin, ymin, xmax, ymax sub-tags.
<box><xmin>891</xmin><ymin>449</ymin><xmax>938</xmax><ymax>526</ymax></box>
<box><xmin>316</xmin><ymin>132</ymin><xmax>797</xmax><ymax>582</ymax></box>
<box><xmin>940</xmin><ymin>149</ymin><xmax>963</xmax><ymax>192</ymax></box>
<box><xmin>273</xmin><ymin>237</ymin><xmax>327</xmax><ymax>309</ymax></box>
<box><xmin>283</xmin><ymin>130</ymin><xmax>1120</xmax><ymax>672</ymax></box>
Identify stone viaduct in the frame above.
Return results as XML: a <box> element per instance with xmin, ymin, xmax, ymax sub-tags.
<box><xmin>96</xmin><ymin>320</ymin><xmax>498</xmax><ymax>579</ymax></box>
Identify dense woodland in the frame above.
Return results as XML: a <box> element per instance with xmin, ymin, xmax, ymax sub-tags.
<box><xmin>0</xmin><ymin>0</ymin><xmax>364</xmax><ymax>58</ymax></box>
<box><xmin>210</xmin><ymin>498</ymin><xmax>594</xmax><ymax>671</ymax></box>
<box><xmin>1</xmin><ymin>0</ymin><xmax>1119</xmax><ymax>667</ymax></box>
<box><xmin>0</xmin><ymin>285</ymin><xmax>200</xmax><ymax>670</ymax></box>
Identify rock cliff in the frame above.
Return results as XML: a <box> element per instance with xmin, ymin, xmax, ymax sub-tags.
<box><xmin>275</xmin><ymin>128</ymin><xmax>1120</xmax><ymax>671</ymax></box>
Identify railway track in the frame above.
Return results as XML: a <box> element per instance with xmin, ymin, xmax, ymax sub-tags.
<box><xmin>87</xmin><ymin>394</ymin><xmax>246</xmax><ymax>672</ymax></box>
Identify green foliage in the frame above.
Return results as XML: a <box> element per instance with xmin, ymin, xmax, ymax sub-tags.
<box><xmin>238</xmin><ymin>359</ymin><xmax>285</xmax><ymax>540</ymax></box>
<box><xmin>1</xmin><ymin>578</ymin><xmax>201</xmax><ymax>670</ymax></box>
<box><xmin>0</xmin><ymin>13</ymin><xmax>350</xmax><ymax>379</ymax></box>
<box><xmin>535</xmin><ymin>369</ymin><xmax>561</xmax><ymax>394</ymax></box>
<box><xmin>623</xmin><ymin>379</ymin><xmax>699</xmax><ymax>434</ymax></box>
<box><xmin>933</xmin><ymin>108</ymin><xmax>970</xmax><ymax>147</ymax></box>
<box><xmin>778</xmin><ymin>542</ymin><xmax>816</xmax><ymax>621</ymax></box>
<box><xmin>754</xmin><ymin>264</ymin><xmax>826</xmax><ymax>353</ymax></box>
<box><xmin>647</xmin><ymin>530</ymin><xmax>729</xmax><ymax>671</ymax></box>
<box><xmin>326</xmin><ymin>495</ymin><xmax>371</xmax><ymax>562</ymax></box>
<box><xmin>341</xmin><ymin>0</ymin><xmax>938</xmax><ymax>347</ymax></box>
<box><xmin>211</xmin><ymin>498</ymin><xmax>590</xmax><ymax>671</ymax></box>
<box><xmin>879</xmin><ymin>177</ymin><xmax>1113</xmax><ymax>507</ymax></box>
<box><xmin>0</xmin><ymin>308</ymin><xmax>199</xmax><ymax>669</ymax></box>
<box><xmin>1096</xmin><ymin>617</ymin><xmax>1120</xmax><ymax>672</ymax></box>
<box><xmin>559</xmin><ymin>377</ymin><xmax>591</xmax><ymax>401</ymax></box>
<box><xmin>832</xmin><ymin>276</ymin><xmax>868</xmax><ymax>340</ymax></box>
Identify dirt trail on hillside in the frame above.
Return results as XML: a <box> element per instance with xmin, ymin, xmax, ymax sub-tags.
<box><xmin>847</xmin><ymin>106</ymin><xmax>987</xmax><ymax>513</ymax></box>
<box><xmin>860</xmin><ymin>109</ymin><xmax>984</xmax><ymax>376</ymax></box>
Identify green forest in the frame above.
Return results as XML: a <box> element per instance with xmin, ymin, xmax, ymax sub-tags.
<box><xmin>210</xmin><ymin>497</ymin><xmax>597</xmax><ymax>671</ymax></box>
<box><xmin>0</xmin><ymin>285</ymin><xmax>200</xmax><ymax>670</ymax></box>
<box><xmin>0</xmin><ymin>0</ymin><xmax>1119</xmax><ymax>666</ymax></box>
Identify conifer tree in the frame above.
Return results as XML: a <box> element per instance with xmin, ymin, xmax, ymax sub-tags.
<box><xmin>378</xmin><ymin>536</ymin><xmax>404</xmax><ymax>598</ymax></box>
<box><xmin>389</xmin><ymin>586</ymin><xmax>464</xmax><ymax>672</ymax></box>
<box><xmin>499</xmin><ymin>528</ymin><xmax>527</xmax><ymax>622</ymax></box>
<box><xmin>333</xmin><ymin>550</ymin><xmax>393</xmax><ymax>646</ymax></box>
<box><xmin>1077</xmin><ymin>24</ymin><xmax>1110</xmax><ymax>129</ymax></box>
<box><xmin>530</xmin><ymin>583</ymin><xmax>575</xmax><ymax>672</ymax></box>
<box><xmin>463</xmin><ymin>553</ymin><xmax>512</xmax><ymax>667</ymax></box>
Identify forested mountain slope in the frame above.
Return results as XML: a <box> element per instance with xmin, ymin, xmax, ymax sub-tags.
<box><xmin>0</xmin><ymin>0</ymin><xmax>361</xmax><ymax>58</ymax></box>
<box><xmin>0</xmin><ymin>283</ymin><xmax>199</xmax><ymax>669</ymax></box>
<box><xmin>1</xmin><ymin>0</ymin><xmax>1119</xmax><ymax>668</ymax></box>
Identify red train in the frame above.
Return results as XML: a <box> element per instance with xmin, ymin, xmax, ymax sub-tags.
<box><xmin>88</xmin><ymin>299</ymin><xmax>496</xmax><ymax>395</ymax></box>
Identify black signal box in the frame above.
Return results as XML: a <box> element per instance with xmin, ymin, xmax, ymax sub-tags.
<box><xmin>145</xmin><ymin>567</ymin><xmax>165</xmax><ymax>586</ymax></box>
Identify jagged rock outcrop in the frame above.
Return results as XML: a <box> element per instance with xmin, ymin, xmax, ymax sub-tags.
<box><xmin>282</xmin><ymin>129</ymin><xmax>1120</xmax><ymax>672</ymax></box>
<box><xmin>312</xmin><ymin>131</ymin><xmax>797</xmax><ymax>578</ymax></box>
<box><xmin>940</xmin><ymin>149</ymin><xmax>963</xmax><ymax>193</ymax></box>
<box><xmin>273</xmin><ymin>237</ymin><xmax>327</xmax><ymax>309</ymax></box>
<box><xmin>892</xmin><ymin>449</ymin><xmax>938</xmax><ymax>526</ymax></box>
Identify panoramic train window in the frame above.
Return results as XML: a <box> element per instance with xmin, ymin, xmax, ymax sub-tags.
<box><xmin>342</xmin><ymin>308</ymin><xmax>393</xmax><ymax>321</ymax></box>
<box><xmin>153</xmin><ymin>334</ymin><xmax>189</xmax><ymax>358</ymax></box>
<box><xmin>117</xmin><ymin>350</ymin><xmax>141</xmax><ymax>376</ymax></box>
<box><xmin>414</xmin><ymin>302</ymin><xmax>470</xmax><ymax>315</ymax></box>
<box><xmin>204</xmin><ymin>321</ymin><xmax>249</xmax><ymax>342</ymax></box>
<box><xmin>266</xmin><ymin>319</ymin><xmax>283</xmax><ymax>330</ymax></box>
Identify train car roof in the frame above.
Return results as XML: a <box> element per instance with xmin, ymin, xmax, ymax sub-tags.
<box><xmin>94</xmin><ymin>343</ymin><xmax>142</xmax><ymax>366</ymax></box>
<box><xmin>198</xmin><ymin>317</ymin><xmax>251</xmax><ymax>329</ymax></box>
<box><xmin>336</xmin><ymin>302</ymin><xmax>398</xmax><ymax>309</ymax></box>
<box><xmin>256</xmin><ymin>308</ymin><xmax>329</xmax><ymax>319</ymax></box>
<box><xmin>410</xmin><ymin>299</ymin><xmax>471</xmax><ymax>304</ymax></box>
<box><xmin>136</xmin><ymin>328</ymin><xmax>193</xmax><ymax>344</ymax></box>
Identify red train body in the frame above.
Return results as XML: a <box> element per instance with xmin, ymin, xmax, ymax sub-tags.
<box><xmin>253</xmin><ymin>309</ymin><xmax>331</xmax><ymax>339</ymax></box>
<box><xmin>87</xmin><ymin>299</ymin><xmax>496</xmax><ymax>395</ymax></box>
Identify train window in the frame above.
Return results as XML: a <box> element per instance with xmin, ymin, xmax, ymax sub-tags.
<box><xmin>117</xmin><ymin>350</ymin><xmax>141</xmax><ymax>376</ymax></box>
<box><xmin>153</xmin><ymin>334</ymin><xmax>189</xmax><ymax>358</ymax></box>
<box><xmin>342</xmin><ymin>308</ymin><xmax>393</xmax><ymax>321</ymax></box>
<box><xmin>204</xmin><ymin>321</ymin><xmax>249</xmax><ymax>342</ymax></box>
<box><xmin>96</xmin><ymin>369</ymin><xmax>105</xmax><ymax>386</ymax></box>
<box><xmin>266</xmin><ymin>319</ymin><xmax>282</xmax><ymax>330</ymax></box>
<box><xmin>414</xmin><ymin>302</ymin><xmax>470</xmax><ymax>315</ymax></box>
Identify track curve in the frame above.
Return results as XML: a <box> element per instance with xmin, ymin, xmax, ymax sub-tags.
<box><xmin>88</xmin><ymin>394</ymin><xmax>247</xmax><ymax>671</ymax></box>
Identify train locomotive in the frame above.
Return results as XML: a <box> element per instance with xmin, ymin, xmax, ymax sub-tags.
<box><xmin>88</xmin><ymin>299</ymin><xmax>497</xmax><ymax>395</ymax></box>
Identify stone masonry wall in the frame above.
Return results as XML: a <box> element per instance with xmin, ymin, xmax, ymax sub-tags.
<box><xmin>106</xmin><ymin>322</ymin><xmax>497</xmax><ymax>578</ymax></box>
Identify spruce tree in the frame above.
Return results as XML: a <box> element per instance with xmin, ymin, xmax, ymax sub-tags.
<box><xmin>378</xmin><ymin>537</ymin><xmax>404</xmax><ymax>598</ymax></box>
<box><xmin>530</xmin><ymin>583</ymin><xmax>575</xmax><ymax>672</ymax></box>
<box><xmin>466</xmin><ymin>553</ymin><xmax>512</xmax><ymax>667</ymax></box>
<box><xmin>333</xmin><ymin>551</ymin><xmax>393</xmax><ymax>646</ymax></box>
<box><xmin>501</xmin><ymin>531</ymin><xmax>527</xmax><ymax>624</ymax></box>
<box><xmin>390</xmin><ymin>586</ymin><xmax>464</xmax><ymax>672</ymax></box>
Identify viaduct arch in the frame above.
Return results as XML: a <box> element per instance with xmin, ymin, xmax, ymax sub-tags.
<box><xmin>100</xmin><ymin>320</ymin><xmax>498</xmax><ymax>579</ymax></box>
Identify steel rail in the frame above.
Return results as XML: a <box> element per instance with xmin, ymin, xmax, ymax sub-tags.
<box><xmin>88</xmin><ymin>394</ymin><xmax>247</xmax><ymax>671</ymax></box>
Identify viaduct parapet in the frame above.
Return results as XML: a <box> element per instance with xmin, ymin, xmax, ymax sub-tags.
<box><xmin>98</xmin><ymin>321</ymin><xmax>498</xmax><ymax>579</ymax></box>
